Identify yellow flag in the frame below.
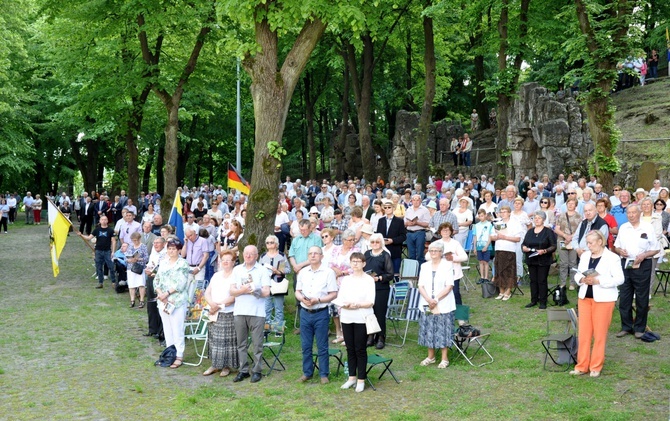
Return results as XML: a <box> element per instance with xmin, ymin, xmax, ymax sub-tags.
<box><xmin>48</xmin><ymin>200</ymin><xmax>72</xmax><ymax>277</ymax></box>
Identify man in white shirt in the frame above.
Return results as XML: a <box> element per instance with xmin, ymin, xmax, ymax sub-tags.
<box><xmin>404</xmin><ymin>195</ymin><xmax>431</xmax><ymax>264</ymax></box>
<box><xmin>614</xmin><ymin>205</ymin><xmax>659</xmax><ymax>339</ymax></box>
<box><xmin>231</xmin><ymin>246</ymin><xmax>271</xmax><ymax>383</ymax></box>
<box><xmin>295</xmin><ymin>246</ymin><xmax>338</xmax><ymax>383</ymax></box>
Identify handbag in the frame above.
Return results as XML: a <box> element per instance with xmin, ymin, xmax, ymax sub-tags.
<box><xmin>130</xmin><ymin>262</ymin><xmax>144</xmax><ymax>275</ymax></box>
<box><xmin>365</xmin><ymin>313</ymin><xmax>381</xmax><ymax>334</ymax></box>
<box><xmin>481</xmin><ymin>280</ymin><xmax>499</xmax><ymax>298</ymax></box>
<box><xmin>270</xmin><ymin>278</ymin><xmax>289</xmax><ymax>296</ymax></box>
<box><xmin>154</xmin><ymin>345</ymin><xmax>177</xmax><ymax>367</ymax></box>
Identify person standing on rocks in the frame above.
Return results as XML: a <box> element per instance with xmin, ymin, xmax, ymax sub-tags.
<box><xmin>470</xmin><ymin>109</ymin><xmax>479</xmax><ymax>132</ymax></box>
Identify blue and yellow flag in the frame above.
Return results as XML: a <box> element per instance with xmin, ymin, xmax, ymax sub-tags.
<box><xmin>48</xmin><ymin>199</ymin><xmax>72</xmax><ymax>277</ymax></box>
<box><xmin>168</xmin><ymin>190</ymin><xmax>185</xmax><ymax>241</ymax></box>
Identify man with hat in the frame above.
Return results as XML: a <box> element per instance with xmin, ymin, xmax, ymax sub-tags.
<box><xmin>377</xmin><ymin>199</ymin><xmax>406</xmax><ymax>274</ymax></box>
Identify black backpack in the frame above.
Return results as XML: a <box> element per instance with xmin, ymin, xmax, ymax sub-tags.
<box><xmin>552</xmin><ymin>286</ymin><xmax>570</xmax><ymax>306</ymax></box>
<box><xmin>155</xmin><ymin>345</ymin><xmax>177</xmax><ymax>367</ymax></box>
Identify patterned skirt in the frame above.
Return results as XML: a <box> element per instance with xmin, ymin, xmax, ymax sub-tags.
<box><xmin>208</xmin><ymin>312</ymin><xmax>239</xmax><ymax>369</ymax></box>
<box><xmin>494</xmin><ymin>250</ymin><xmax>517</xmax><ymax>290</ymax></box>
<box><xmin>418</xmin><ymin>311</ymin><xmax>455</xmax><ymax>349</ymax></box>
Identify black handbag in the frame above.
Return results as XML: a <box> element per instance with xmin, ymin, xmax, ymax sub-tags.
<box><xmin>481</xmin><ymin>280</ymin><xmax>499</xmax><ymax>298</ymax></box>
<box><xmin>154</xmin><ymin>345</ymin><xmax>177</xmax><ymax>367</ymax></box>
<box><xmin>130</xmin><ymin>262</ymin><xmax>144</xmax><ymax>275</ymax></box>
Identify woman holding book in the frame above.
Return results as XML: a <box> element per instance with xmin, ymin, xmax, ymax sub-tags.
<box><xmin>521</xmin><ymin>210</ymin><xmax>557</xmax><ymax>309</ymax></box>
<box><xmin>202</xmin><ymin>250</ymin><xmax>239</xmax><ymax>377</ymax></box>
<box><xmin>570</xmin><ymin>230</ymin><xmax>624</xmax><ymax>378</ymax></box>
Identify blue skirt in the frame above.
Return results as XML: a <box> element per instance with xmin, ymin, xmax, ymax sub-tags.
<box><xmin>418</xmin><ymin>311</ymin><xmax>455</xmax><ymax>349</ymax></box>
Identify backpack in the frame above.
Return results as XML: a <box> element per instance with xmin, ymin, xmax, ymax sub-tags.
<box><xmin>552</xmin><ymin>286</ymin><xmax>570</xmax><ymax>306</ymax></box>
<box><xmin>154</xmin><ymin>345</ymin><xmax>177</xmax><ymax>367</ymax></box>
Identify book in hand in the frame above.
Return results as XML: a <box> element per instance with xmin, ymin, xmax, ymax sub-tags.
<box><xmin>624</xmin><ymin>258</ymin><xmax>640</xmax><ymax>269</ymax></box>
<box><xmin>572</xmin><ymin>268</ymin><xmax>599</xmax><ymax>277</ymax></box>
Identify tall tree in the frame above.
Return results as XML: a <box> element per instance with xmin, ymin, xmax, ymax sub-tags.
<box><xmin>415</xmin><ymin>0</ymin><xmax>436</xmax><ymax>184</ymax></box>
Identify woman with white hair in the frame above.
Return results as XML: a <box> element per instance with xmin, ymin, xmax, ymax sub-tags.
<box><xmin>363</xmin><ymin>233</ymin><xmax>394</xmax><ymax>349</ymax></box>
<box><xmin>260</xmin><ymin>234</ymin><xmax>289</xmax><ymax>328</ymax></box>
<box><xmin>521</xmin><ymin>210</ymin><xmax>557</xmax><ymax>309</ymax></box>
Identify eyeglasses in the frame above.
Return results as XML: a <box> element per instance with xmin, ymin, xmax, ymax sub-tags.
<box><xmin>350</xmin><ymin>260</ymin><xmax>363</xmax><ymax>264</ymax></box>
<box><xmin>344</xmin><ymin>238</ymin><xmax>355</xmax><ymax>242</ymax></box>
<box><xmin>567</xmin><ymin>192</ymin><xmax>576</xmax><ymax>195</ymax></box>
<box><xmin>265</xmin><ymin>241</ymin><xmax>276</xmax><ymax>244</ymax></box>
<box><xmin>370</xmin><ymin>240</ymin><xmax>381</xmax><ymax>244</ymax></box>
<box><xmin>428</xmin><ymin>249</ymin><xmax>442</xmax><ymax>253</ymax></box>
<box><xmin>308</xmin><ymin>251</ymin><xmax>322</xmax><ymax>256</ymax></box>
<box><xmin>321</xmin><ymin>235</ymin><xmax>329</xmax><ymax>238</ymax></box>
<box><xmin>613</xmin><ymin>188</ymin><xmax>621</xmax><ymax>191</ymax></box>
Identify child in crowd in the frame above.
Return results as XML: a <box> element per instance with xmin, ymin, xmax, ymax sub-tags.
<box><xmin>473</xmin><ymin>209</ymin><xmax>494</xmax><ymax>283</ymax></box>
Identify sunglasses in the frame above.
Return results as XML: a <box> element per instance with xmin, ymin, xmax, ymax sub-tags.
<box><xmin>321</xmin><ymin>235</ymin><xmax>329</xmax><ymax>238</ymax></box>
<box><xmin>567</xmin><ymin>192</ymin><xmax>576</xmax><ymax>195</ymax></box>
<box><xmin>383</xmin><ymin>206</ymin><xmax>392</xmax><ymax>209</ymax></box>
<box><xmin>540</xmin><ymin>201</ymin><xmax>548</xmax><ymax>204</ymax></box>
<box><xmin>613</xmin><ymin>188</ymin><xmax>621</xmax><ymax>191</ymax></box>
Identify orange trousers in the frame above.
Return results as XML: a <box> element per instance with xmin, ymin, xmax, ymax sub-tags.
<box><xmin>575</xmin><ymin>298</ymin><xmax>616</xmax><ymax>373</ymax></box>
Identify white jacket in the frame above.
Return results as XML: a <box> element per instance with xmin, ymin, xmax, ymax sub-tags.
<box><xmin>573</xmin><ymin>248</ymin><xmax>624</xmax><ymax>302</ymax></box>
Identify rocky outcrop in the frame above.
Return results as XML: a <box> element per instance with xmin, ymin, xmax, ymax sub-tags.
<box><xmin>507</xmin><ymin>83</ymin><xmax>592</xmax><ymax>178</ymax></box>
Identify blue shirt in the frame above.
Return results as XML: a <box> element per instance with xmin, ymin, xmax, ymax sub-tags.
<box><xmin>289</xmin><ymin>232</ymin><xmax>323</xmax><ymax>264</ymax></box>
<box><xmin>611</xmin><ymin>204</ymin><xmax>629</xmax><ymax>227</ymax></box>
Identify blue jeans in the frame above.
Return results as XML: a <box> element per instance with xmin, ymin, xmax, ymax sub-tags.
<box><xmin>95</xmin><ymin>249</ymin><xmax>116</xmax><ymax>284</ymax></box>
<box><xmin>300</xmin><ymin>307</ymin><xmax>330</xmax><ymax>378</ymax></box>
<box><xmin>406</xmin><ymin>230</ymin><xmax>426</xmax><ymax>264</ymax></box>
<box><xmin>463</xmin><ymin>151</ymin><xmax>471</xmax><ymax>167</ymax></box>
<box><xmin>265</xmin><ymin>295</ymin><xmax>285</xmax><ymax>326</ymax></box>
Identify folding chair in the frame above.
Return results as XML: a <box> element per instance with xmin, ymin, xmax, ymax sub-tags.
<box><xmin>183</xmin><ymin>308</ymin><xmax>209</xmax><ymax>366</ymax></box>
<box><xmin>386</xmin><ymin>284</ymin><xmax>421</xmax><ymax>347</ymax></box>
<box><xmin>398</xmin><ymin>258</ymin><xmax>420</xmax><ymax>286</ymax></box>
<box><xmin>511</xmin><ymin>263</ymin><xmax>528</xmax><ymax>297</ymax></box>
<box><xmin>451</xmin><ymin>305</ymin><xmax>494</xmax><ymax>367</ymax></box>
<box><xmin>654</xmin><ymin>269</ymin><xmax>670</xmax><ymax>296</ymax></box>
<box><xmin>312</xmin><ymin>348</ymin><xmax>345</xmax><ymax>376</ymax></box>
<box><xmin>261</xmin><ymin>321</ymin><xmax>286</xmax><ymax>376</ymax></box>
<box><xmin>541</xmin><ymin>308</ymin><xmax>577</xmax><ymax>371</ymax></box>
<box><xmin>365</xmin><ymin>354</ymin><xmax>400</xmax><ymax>391</ymax></box>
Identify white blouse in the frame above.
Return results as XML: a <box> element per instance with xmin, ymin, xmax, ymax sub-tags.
<box><xmin>338</xmin><ymin>274</ymin><xmax>375</xmax><ymax>324</ymax></box>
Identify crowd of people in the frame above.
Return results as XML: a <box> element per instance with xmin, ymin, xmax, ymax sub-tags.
<box><xmin>8</xmin><ymin>169</ymin><xmax>667</xmax><ymax>382</ymax></box>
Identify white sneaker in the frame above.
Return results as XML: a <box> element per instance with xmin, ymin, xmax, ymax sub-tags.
<box><xmin>104</xmin><ymin>276</ymin><xmax>109</xmax><ymax>280</ymax></box>
<box><xmin>355</xmin><ymin>382</ymin><xmax>365</xmax><ymax>393</ymax></box>
<box><xmin>340</xmin><ymin>379</ymin><xmax>356</xmax><ymax>390</ymax></box>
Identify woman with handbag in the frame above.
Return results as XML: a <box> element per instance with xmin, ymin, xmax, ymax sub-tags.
<box><xmin>363</xmin><ymin>233</ymin><xmax>394</xmax><ymax>349</ymax></box>
<box><xmin>202</xmin><ymin>250</ymin><xmax>239</xmax><ymax>377</ymax></box>
<box><xmin>260</xmin><ymin>235</ymin><xmax>290</xmax><ymax>328</ymax></box>
<box><xmin>125</xmin><ymin>231</ymin><xmax>149</xmax><ymax>308</ymax></box>
<box><xmin>154</xmin><ymin>238</ymin><xmax>190</xmax><ymax>369</ymax></box>
<box><xmin>417</xmin><ymin>241</ymin><xmax>455</xmax><ymax>369</ymax></box>
<box><xmin>338</xmin><ymin>252</ymin><xmax>375</xmax><ymax>393</ymax></box>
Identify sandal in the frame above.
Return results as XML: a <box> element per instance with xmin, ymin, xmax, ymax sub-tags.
<box><xmin>438</xmin><ymin>360</ymin><xmax>450</xmax><ymax>369</ymax></box>
<box><xmin>495</xmin><ymin>294</ymin><xmax>504</xmax><ymax>300</ymax></box>
<box><xmin>502</xmin><ymin>294</ymin><xmax>511</xmax><ymax>301</ymax></box>
<box><xmin>420</xmin><ymin>357</ymin><xmax>436</xmax><ymax>366</ymax></box>
<box><xmin>202</xmin><ymin>367</ymin><xmax>221</xmax><ymax>376</ymax></box>
<box><xmin>332</xmin><ymin>336</ymin><xmax>344</xmax><ymax>344</ymax></box>
<box><xmin>170</xmin><ymin>358</ymin><xmax>183</xmax><ymax>369</ymax></box>
<box><xmin>138</xmin><ymin>301</ymin><xmax>145</xmax><ymax>309</ymax></box>
<box><xmin>129</xmin><ymin>301</ymin><xmax>135</xmax><ymax>308</ymax></box>
<box><xmin>219</xmin><ymin>367</ymin><xmax>231</xmax><ymax>377</ymax></box>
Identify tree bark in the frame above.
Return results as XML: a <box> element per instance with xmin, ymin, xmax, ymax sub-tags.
<box><xmin>416</xmin><ymin>2</ymin><xmax>435</xmax><ymax>185</ymax></box>
<box><xmin>334</xmin><ymin>51</ymin><xmax>350</xmax><ymax>180</ymax></box>
<box><xmin>70</xmin><ymin>136</ymin><xmax>99</xmax><ymax>193</ymax></box>
<box><xmin>142</xmin><ymin>145</ymin><xmax>155</xmax><ymax>193</ymax></box>
<box><xmin>124</xmin><ymin>86</ymin><xmax>152</xmax><ymax>202</ymax></box>
<box><xmin>304</xmin><ymin>74</ymin><xmax>317</xmax><ymax>180</ymax></box>
<box><xmin>241</xmin><ymin>2</ymin><xmax>326</xmax><ymax>249</ymax></box>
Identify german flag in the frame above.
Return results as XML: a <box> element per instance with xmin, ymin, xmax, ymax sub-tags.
<box><xmin>228</xmin><ymin>163</ymin><xmax>251</xmax><ymax>195</ymax></box>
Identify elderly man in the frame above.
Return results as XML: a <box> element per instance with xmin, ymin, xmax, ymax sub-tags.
<box><xmin>79</xmin><ymin>195</ymin><xmax>95</xmax><ymax>235</ymax></box>
<box><xmin>404</xmin><ymin>194</ymin><xmax>431</xmax><ymax>264</ymax></box>
<box><xmin>377</xmin><ymin>199</ymin><xmax>407</xmax><ymax>274</ymax></box>
<box><xmin>230</xmin><ymin>246</ymin><xmax>271</xmax><ymax>383</ymax></box>
<box><xmin>430</xmin><ymin>198</ymin><xmax>459</xmax><ymax>236</ymax></box>
<box><xmin>523</xmin><ymin>188</ymin><xmax>540</xmax><ymax>216</ymax></box>
<box><xmin>315</xmin><ymin>184</ymin><xmax>335</xmax><ymax>212</ymax></box>
<box><xmin>611</xmin><ymin>189</ymin><xmax>631</xmax><ymax>227</ymax></box>
<box><xmin>140</xmin><ymin>221</ymin><xmax>157</xmax><ymax>249</ymax></box>
<box><xmin>22</xmin><ymin>192</ymin><xmax>35</xmax><ymax>224</ymax></box>
<box><xmin>296</xmin><ymin>246</ymin><xmax>338</xmax><ymax>384</ymax></box>
<box><xmin>151</xmin><ymin>214</ymin><xmax>163</xmax><ymax>236</ymax></box>
<box><xmin>181</xmin><ymin>228</ymin><xmax>209</xmax><ymax>300</ymax></box>
<box><xmin>614</xmin><ymin>205</ymin><xmax>659</xmax><ymax>339</ymax></box>
<box><xmin>498</xmin><ymin>185</ymin><xmax>517</xmax><ymax>209</ymax></box>
<box><xmin>571</xmin><ymin>203</ymin><xmax>609</xmax><ymax>261</ymax></box>
<box><xmin>95</xmin><ymin>194</ymin><xmax>109</xmax><ymax>225</ymax></box>
<box><xmin>289</xmin><ymin>219</ymin><xmax>323</xmax><ymax>332</ymax></box>
<box><xmin>144</xmin><ymin>236</ymin><xmax>167</xmax><ymax>340</ymax></box>
<box><xmin>78</xmin><ymin>215</ymin><xmax>117</xmax><ymax>289</ymax></box>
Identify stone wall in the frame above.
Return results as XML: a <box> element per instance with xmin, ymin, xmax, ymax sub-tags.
<box><xmin>507</xmin><ymin>83</ymin><xmax>592</xmax><ymax>179</ymax></box>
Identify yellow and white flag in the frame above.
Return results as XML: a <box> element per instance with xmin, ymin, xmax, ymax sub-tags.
<box><xmin>48</xmin><ymin>199</ymin><xmax>72</xmax><ymax>277</ymax></box>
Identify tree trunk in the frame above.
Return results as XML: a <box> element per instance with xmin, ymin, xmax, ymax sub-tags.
<box><xmin>304</xmin><ymin>74</ymin><xmax>317</xmax><ymax>180</ymax></box>
<box><xmin>404</xmin><ymin>28</ymin><xmax>415</xmax><ymax>111</ymax></box>
<box><xmin>416</xmin><ymin>3</ymin><xmax>435</xmax><ymax>185</ymax></box>
<box><xmin>125</xmin><ymin>87</ymin><xmax>152</xmax><ymax>202</ymax></box>
<box><xmin>473</xmin><ymin>52</ymin><xmax>488</xmax><ymax>130</ymax></box>
<box><xmin>156</xmin><ymin>140</ymin><xmax>165</xmax><ymax>194</ymax></box>
<box><xmin>241</xmin><ymin>4</ymin><xmax>326</xmax><ymax>249</ymax></box>
<box><xmin>69</xmin><ymin>137</ymin><xmax>99</xmax><ymax>193</ymax></box>
<box><xmin>113</xmin><ymin>140</ymin><xmax>126</xmax><ymax>193</ymax></box>
<box><xmin>334</xmin><ymin>53</ymin><xmax>350</xmax><ymax>180</ymax></box>
<box><xmin>584</xmin><ymin>92</ymin><xmax>614</xmax><ymax>192</ymax></box>
<box><xmin>161</xmin><ymin>102</ymin><xmax>179</xmax><ymax>221</ymax></box>
<box><xmin>319</xmin><ymin>107</ymin><xmax>327</xmax><ymax>173</ymax></box>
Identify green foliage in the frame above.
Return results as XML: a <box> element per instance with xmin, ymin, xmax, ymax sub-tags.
<box><xmin>267</xmin><ymin>141</ymin><xmax>287</xmax><ymax>163</ymax></box>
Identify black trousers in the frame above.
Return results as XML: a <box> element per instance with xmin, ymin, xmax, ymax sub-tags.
<box><xmin>8</xmin><ymin>208</ymin><xmax>16</xmax><ymax>223</ymax></box>
<box><xmin>79</xmin><ymin>216</ymin><xmax>93</xmax><ymax>235</ymax></box>
<box><xmin>619</xmin><ymin>259</ymin><xmax>652</xmax><ymax>334</ymax></box>
<box><xmin>528</xmin><ymin>264</ymin><xmax>550</xmax><ymax>305</ymax></box>
<box><xmin>372</xmin><ymin>288</ymin><xmax>390</xmax><ymax>339</ymax></box>
<box><xmin>342</xmin><ymin>322</ymin><xmax>368</xmax><ymax>379</ymax></box>
<box><xmin>146</xmin><ymin>275</ymin><xmax>163</xmax><ymax>335</ymax></box>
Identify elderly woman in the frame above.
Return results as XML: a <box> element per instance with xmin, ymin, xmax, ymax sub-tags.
<box><xmin>554</xmin><ymin>197</ymin><xmax>582</xmax><ymax>290</ymax></box>
<box><xmin>363</xmin><ymin>233</ymin><xmax>394</xmax><ymax>349</ymax></box>
<box><xmin>154</xmin><ymin>238</ymin><xmax>190</xmax><ymax>368</ymax></box>
<box><xmin>391</xmin><ymin>193</ymin><xmax>405</xmax><ymax>217</ymax></box>
<box><xmin>260</xmin><ymin>235</ymin><xmax>289</xmax><ymax>328</ymax></box>
<box><xmin>427</xmin><ymin>222</ymin><xmax>468</xmax><ymax>305</ymax></box>
<box><xmin>126</xmin><ymin>231</ymin><xmax>149</xmax><ymax>308</ymax></box>
<box><xmin>202</xmin><ymin>250</ymin><xmax>239</xmax><ymax>377</ymax></box>
<box><xmin>343</xmin><ymin>194</ymin><xmax>357</xmax><ymax>219</ymax></box>
<box><xmin>454</xmin><ymin>197</ymin><xmax>473</xmax><ymax>247</ymax></box>
<box><xmin>32</xmin><ymin>194</ymin><xmax>43</xmax><ymax>225</ymax></box>
<box><xmin>110</xmin><ymin>195</ymin><xmax>123</xmax><ymax>224</ymax></box>
<box><xmin>290</xmin><ymin>209</ymin><xmax>304</xmax><ymax>238</ymax></box>
<box><xmin>521</xmin><ymin>211</ymin><xmax>557</xmax><ymax>309</ymax></box>
<box><xmin>418</xmin><ymin>241</ymin><xmax>456</xmax><ymax>369</ymax></box>
<box><xmin>330</xmin><ymin>229</ymin><xmax>358</xmax><ymax>345</ymax></box>
<box><xmin>512</xmin><ymin>197</ymin><xmax>531</xmax><ymax>281</ymax></box>
<box><xmin>338</xmin><ymin>252</ymin><xmax>375</xmax><ymax>393</ymax></box>
<box><xmin>320</xmin><ymin>228</ymin><xmax>337</xmax><ymax>268</ymax></box>
<box><xmin>571</xmin><ymin>230</ymin><xmax>624</xmax><ymax>377</ymax></box>
<box><xmin>491</xmin><ymin>206</ymin><xmax>524</xmax><ymax>300</ymax></box>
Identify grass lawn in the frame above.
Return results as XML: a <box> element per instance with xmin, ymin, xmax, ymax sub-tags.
<box><xmin>1</xmin><ymin>223</ymin><xmax>669</xmax><ymax>420</ymax></box>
